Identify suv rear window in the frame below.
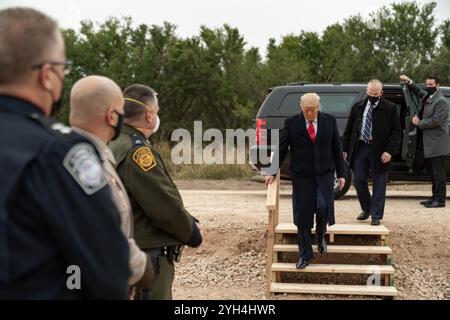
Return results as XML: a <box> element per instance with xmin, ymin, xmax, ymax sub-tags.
<box><xmin>278</xmin><ymin>92</ymin><xmax>358</xmax><ymax>117</ymax></box>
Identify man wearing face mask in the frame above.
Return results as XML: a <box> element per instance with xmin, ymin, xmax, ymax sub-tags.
<box><xmin>69</xmin><ymin>76</ymin><xmax>155</xmax><ymax>297</ymax></box>
<box><xmin>400</xmin><ymin>75</ymin><xmax>450</xmax><ymax>208</ymax></box>
<box><xmin>342</xmin><ymin>79</ymin><xmax>401</xmax><ymax>225</ymax></box>
<box><xmin>0</xmin><ymin>8</ymin><xmax>130</xmax><ymax>299</ymax></box>
<box><xmin>109</xmin><ymin>84</ymin><xmax>203</xmax><ymax>300</ymax></box>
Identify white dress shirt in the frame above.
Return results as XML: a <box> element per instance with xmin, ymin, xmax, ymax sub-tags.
<box><xmin>305</xmin><ymin>118</ymin><xmax>318</xmax><ymax>134</ymax></box>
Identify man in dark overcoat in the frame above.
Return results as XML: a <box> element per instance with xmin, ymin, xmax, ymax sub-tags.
<box><xmin>266</xmin><ymin>93</ymin><xmax>346</xmax><ymax>269</ymax></box>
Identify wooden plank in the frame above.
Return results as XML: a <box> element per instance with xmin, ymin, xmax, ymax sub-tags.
<box><xmin>273</xmin><ymin>244</ymin><xmax>393</xmax><ymax>255</ymax></box>
<box><xmin>271</xmin><ymin>263</ymin><xmax>395</xmax><ymax>274</ymax></box>
<box><xmin>266</xmin><ymin>172</ymin><xmax>280</xmax><ymax>210</ymax></box>
<box><xmin>266</xmin><ymin>208</ymin><xmax>276</xmax><ymax>298</ymax></box>
<box><xmin>270</xmin><ymin>283</ymin><xmax>398</xmax><ymax>296</ymax></box>
<box><xmin>276</xmin><ymin>223</ymin><xmax>390</xmax><ymax>235</ymax></box>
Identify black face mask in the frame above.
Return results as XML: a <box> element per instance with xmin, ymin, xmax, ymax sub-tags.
<box><xmin>111</xmin><ymin>110</ymin><xmax>124</xmax><ymax>141</ymax></box>
<box><xmin>50</xmin><ymin>92</ymin><xmax>64</xmax><ymax>117</ymax></box>
<box><xmin>368</xmin><ymin>95</ymin><xmax>380</xmax><ymax>104</ymax></box>
<box><xmin>425</xmin><ymin>87</ymin><xmax>437</xmax><ymax>95</ymax></box>
<box><xmin>48</xmin><ymin>69</ymin><xmax>65</xmax><ymax>117</ymax></box>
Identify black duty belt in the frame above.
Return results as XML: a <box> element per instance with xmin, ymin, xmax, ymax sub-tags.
<box><xmin>146</xmin><ymin>245</ymin><xmax>184</xmax><ymax>264</ymax></box>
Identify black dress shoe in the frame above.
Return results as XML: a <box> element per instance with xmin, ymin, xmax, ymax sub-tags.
<box><xmin>296</xmin><ymin>258</ymin><xmax>310</xmax><ymax>269</ymax></box>
<box><xmin>371</xmin><ymin>218</ymin><xmax>381</xmax><ymax>226</ymax></box>
<box><xmin>420</xmin><ymin>198</ymin><xmax>434</xmax><ymax>206</ymax></box>
<box><xmin>357</xmin><ymin>212</ymin><xmax>371</xmax><ymax>221</ymax></box>
<box><xmin>318</xmin><ymin>238</ymin><xmax>327</xmax><ymax>255</ymax></box>
<box><xmin>424</xmin><ymin>201</ymin><xmax>445</xmax><ymax>208</ymax></box>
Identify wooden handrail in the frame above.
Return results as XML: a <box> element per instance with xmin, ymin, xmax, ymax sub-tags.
<box><xmin>266</xmin><ymin>172</ymin><xmax>280</xmax><ymax>210</ymax></box>
<box><xmin>265</xmin><ymin>172</ymin><xmax>280</xmax><ymax>297</ymax></box>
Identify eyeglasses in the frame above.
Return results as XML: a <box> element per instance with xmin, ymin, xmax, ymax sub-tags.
<box><xmin>31</xmin><ymin>60</ymin><xmax>73</xmax><ymax>76</ymax></box>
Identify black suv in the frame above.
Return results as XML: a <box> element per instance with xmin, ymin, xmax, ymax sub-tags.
<box><xmin>250</xmin><ymin>82</ymin><xmax>450</xmax><ymax>199</ymax></box>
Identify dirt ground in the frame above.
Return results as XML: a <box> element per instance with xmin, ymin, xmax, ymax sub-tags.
<box><xmin>172</xmin><ymin>179</ymin><xmax>450</xmax><ymax>300</ymax></box>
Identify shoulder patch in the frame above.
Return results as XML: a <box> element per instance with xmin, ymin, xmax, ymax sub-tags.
<box><xmin>51</xmin><ymin>123</ymin><xmax>72</xmax><ymax>134</ymax></box>
<box><xmin>63</xmin><ymin>143</ymin><xmax>107</xmax><ymax>195</ymax></box>
<box><xmin>132</xmin><ymin>147</ymin><xmax>157</xmax><ymax>172</ymax></box>
<box><xmin>131</xmin><ymin>134</ymin><xmax>143</xmax><ymax>147</ymax></box>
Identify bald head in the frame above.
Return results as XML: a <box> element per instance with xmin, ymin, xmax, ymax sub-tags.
<box><xmin>367</xmin><ymin>79</ymin><xmax>383</xmax><ymax>96</ymax></box>
<box><xmin>70</xmin><ymin>75</ymin><xmax>123</xmax><ymax>123</ymax></box>
<box><xmin>70</xmin><ymin>76</ymin><xmax>124</xmax><ymax>143</ymax></box>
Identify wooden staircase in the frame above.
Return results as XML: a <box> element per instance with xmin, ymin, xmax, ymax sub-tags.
<box><xmin>266</xmin><ymin>173</ymin><xmax>397</xmax><ymax>298</ymax></box>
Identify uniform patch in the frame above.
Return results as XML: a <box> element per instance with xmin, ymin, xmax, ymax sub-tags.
<box><xmin>63</xmin><ymin>143</ymin><xmax>107</xmax><ymax>195</ymax></box>
<box><xmin>132</xmin><ymin>147</ymin><xmax>156</xmax><ymax>172</ymax></box>
<box><xmin>51</xmin><ymin>123</ymin><xmax>72</xmax><ymax>134</ymax></box>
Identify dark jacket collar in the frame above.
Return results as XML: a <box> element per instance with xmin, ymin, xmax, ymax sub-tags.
<box><xmin>121</xmin><ymin>124</ymin><xmax>149</xmax><ymax>141</ymax></box>
<box><xmin>298</xmin><ymin>111</ymin><xmax>326</xmax><ymax>144</ymax></box>
<box><xmin>0</xmin><ymin>95</ymin><xmax>44</xmax><ymax>116</ymax></box>
<box><xmin>428</xmin><ymin>89</ymin><xmax>444</xmax><ymax>103</ymax></box>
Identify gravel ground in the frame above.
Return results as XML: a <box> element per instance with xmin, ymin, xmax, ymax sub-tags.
<box><xmin>172</xmin><ymin>180</ymin><xmax>450</xmax><ymax>300</ymax></box>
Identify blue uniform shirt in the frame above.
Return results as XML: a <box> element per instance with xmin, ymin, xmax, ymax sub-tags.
<box><xmin>0</xmin><ymin>96</ymin><xmax>130</xmax><ymax>299</ymax></box>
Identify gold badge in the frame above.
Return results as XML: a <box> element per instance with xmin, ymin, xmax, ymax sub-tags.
<box><xmin>132</xmin><ymin>147</ymin><xmax>156</xmax><ymax>172</ymax></box>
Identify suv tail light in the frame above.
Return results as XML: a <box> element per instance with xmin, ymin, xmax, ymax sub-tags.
<box><xmin>256</xmin><ymin>118</ymin><xmax>267</xmax><ymax>146</ymax></box>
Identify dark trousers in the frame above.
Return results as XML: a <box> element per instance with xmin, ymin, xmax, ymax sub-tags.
<box><xmin>297</xmin><ymin>187</ymin><xmax>328</xmax><ymax>260</ymax></box>
<box><xmin>426</xmin><ymin>156</ymin><xmax>447</xmax><ymax>203</ymax></box>
<box><xmin>352</xmin><ymin>141</ymin><xmax>388</xmax><ymax>219</ymax></box>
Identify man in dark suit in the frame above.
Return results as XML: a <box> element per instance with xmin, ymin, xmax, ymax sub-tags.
<box><xmin>266</xmin><ymin>93</ymin><xmax>346</xmax><ymax>269</ymax></box>
<box><xmin>342</xmin><ymin>80</ymin><xmax>401</xmax><ymax>225</ymax></box>
<box><xmin>400</xmin><ymin>75</ymin><xmax>450</xmax><ymax>208</ymax></box>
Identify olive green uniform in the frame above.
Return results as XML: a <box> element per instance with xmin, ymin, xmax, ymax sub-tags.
<box><xmin>109</xmin><ymin>125</ymin><xmax>202</xmax><ymax>300</ymax></box>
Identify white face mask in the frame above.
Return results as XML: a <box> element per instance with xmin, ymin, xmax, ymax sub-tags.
<box><xmin>150</xmin><ymin>115</ymin><xmax>160</xmax><ymax>136</ymax></box>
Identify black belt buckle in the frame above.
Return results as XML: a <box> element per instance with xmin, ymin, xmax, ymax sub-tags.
<box><xmin>368</xmin><ymin>139</ymin><xmax>373</xmax><ymax>145</ymax></box>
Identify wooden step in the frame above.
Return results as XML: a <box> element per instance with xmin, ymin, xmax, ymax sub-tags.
<box><xmin>272</xmin><ymin>263</ymin><xmax>394</xmax><ymax>274</ymax></box>
<box><xmin>270</xmin><ymin>283</ymin><xmax>397</xmax><ymax>296</ymax></box>
<box><xmin>273</xmin><ymin>244</ymin><xmax>392</xmax><ymax>255</ymax></box>
<box><xmin>275</xmin><ymin>223</ymin><xmax>390</xmax><ymax>236</ymax></box>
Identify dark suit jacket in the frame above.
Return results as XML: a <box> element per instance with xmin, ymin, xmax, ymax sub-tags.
<box><xmin>274</xmin><ymin>112</ymin><xmax>345</xmax><ymax>229</ymax></box>
<box><xmin>342</xmin><ymin>97</ymin><xmax>401</xmax><ymax>173</ymax></box>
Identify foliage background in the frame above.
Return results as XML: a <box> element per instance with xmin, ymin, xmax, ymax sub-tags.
<box><xmin>57</xmin><ymin>1</ymin><xmax>449</xmax><ymax>178</ymax></box>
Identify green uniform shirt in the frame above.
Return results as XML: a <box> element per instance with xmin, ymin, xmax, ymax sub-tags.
<box><xmin>109</xmin><ymin>125</ymin><xmax>198</xmax><ymax>249</ymax></box>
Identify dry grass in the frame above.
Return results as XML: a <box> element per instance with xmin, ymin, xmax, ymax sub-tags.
<box><xmin>152</xmin><ymin>141</ymin><xmax>255</xmax><ymax>180</ymax></box>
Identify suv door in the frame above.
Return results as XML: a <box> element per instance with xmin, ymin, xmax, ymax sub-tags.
<box><xmin>401</xmin><ymin>83</ymin><xmax>421</xmax><ymax>170</ymax></box>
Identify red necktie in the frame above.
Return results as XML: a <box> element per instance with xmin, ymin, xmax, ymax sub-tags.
<box><xmin>308</xmin><ymin>121</ymin><xmax>316</xmax><ymax>143</ymax></box>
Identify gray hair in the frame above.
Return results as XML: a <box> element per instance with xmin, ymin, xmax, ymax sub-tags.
<box><xmin>0</xmin><ymin>7</ymin><xmax>59</xmax><ymax>84</ymax></box>
<box><xmin>368</xmin><ymin>79</ymin><xmax>383</xmax><ymax>91</ymax></box>
<box><xmin>123</xmin><ymin>84</ymin><xmax>158</xmax><ymax>120</ymax></box>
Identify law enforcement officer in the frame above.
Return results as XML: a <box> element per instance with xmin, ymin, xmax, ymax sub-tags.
<box><xmin>109</xmin><ymin>84</ymin><xmax>203</xmax><ymax>300</ymax></box>
<box><xmin>0</xmin><ymin>8</ymin><xmax>130</xmax><ymax>299</ymax></box>
<box><xmin>69</xmin><ymin>75</ymin><xmax>154</xmax><ymax>296</ymax></box>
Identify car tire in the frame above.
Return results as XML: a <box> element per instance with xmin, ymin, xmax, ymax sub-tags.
<box><xmin>334</xmin><ymin>161</ymin><xmax>352</xmax><ymax>200</ymax></box>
